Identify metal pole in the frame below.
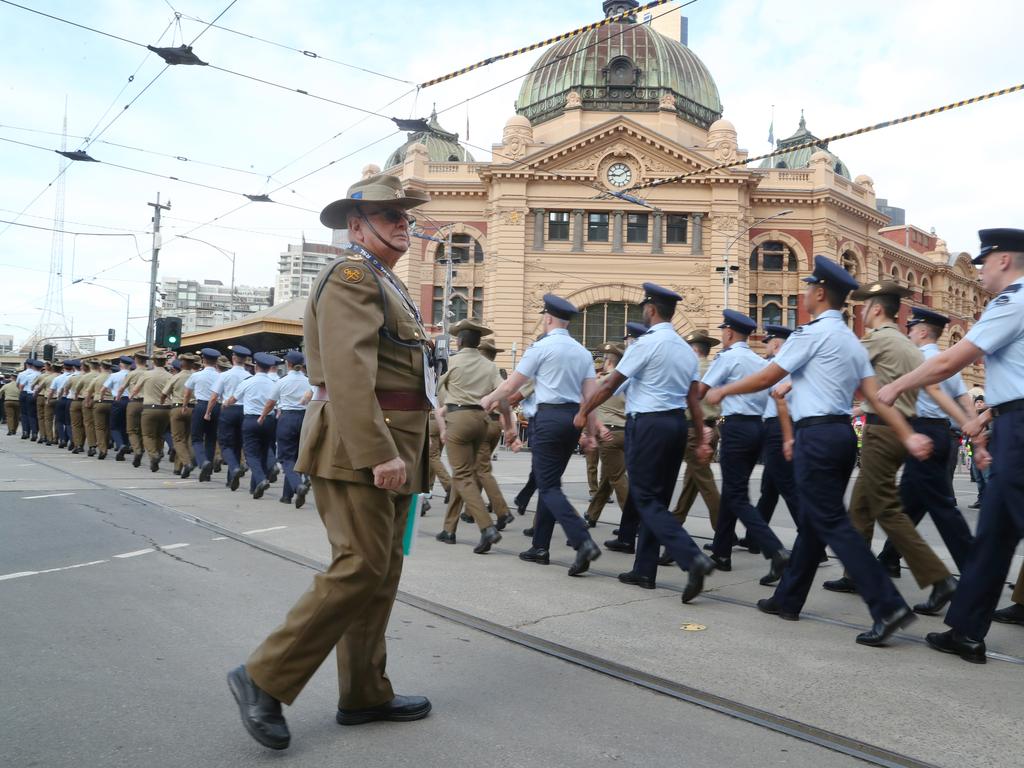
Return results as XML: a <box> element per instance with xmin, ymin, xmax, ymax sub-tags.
<box><xmin>229</xmin><ymin>252</ymin><xmax>236</xmax><ymax>322</ymax></box>
<box><xmin>723</xmin><ymin>240</ymin><xmax>731</xmax><ymax>310</ymax></box>
<box><xmin>441</xmin><ymin>227</ymin><xmax>454</xmax><ymax>358</ymax></box>
<box><xmin>124</xmin><ymin>294</ymin><xmax>130</xmax><ymax>346</ymax></box>
<box><xmin>146</xmin><ymin>193</ymin><xmax>171</xmax><ymax>355</ymax></box>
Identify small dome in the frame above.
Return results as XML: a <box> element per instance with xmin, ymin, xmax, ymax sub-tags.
<box><xmin>361</xmin><ymin>163</ymin><xmax>381</xmax><ymax>179</ymax></box>
<box><xmin>854</xmin><ymin>174</ymin><xmax>874</xmax><ymax>190</ymax></box>
<box><xmin>708</xmin><ymin>118</ymin><xmax>735</xmax><ymax>133</ymax></box>
<box><xmin>761</xmin><ymin>112</ymin><xmax>851</xmax><ymax>179</ymax></box>
<box><xmin>505</xmin><ymin>114</ymin><xmax>531</xmax><ymax>130</ymax></box>
<box><xmin>384</xmin><ymin>108</ymin><xmax>475</xmax><ymax>168</ymax></box>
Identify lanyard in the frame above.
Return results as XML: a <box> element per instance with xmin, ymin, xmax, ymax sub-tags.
<box><xmin>350</xmin><ymin>243</ymin><xmax>423</xmax><ymax>325</ymax></box>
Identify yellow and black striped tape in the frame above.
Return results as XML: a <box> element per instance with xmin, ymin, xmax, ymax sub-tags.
<box><xmin>418</xmin><ymin>0</ymin><xmax>673</xmax><ymax>89</ymax></box>
<box><xmin>629</xmin><ymin>82</ymin><xmax>1024</xmax><ymax>190</ymax></box>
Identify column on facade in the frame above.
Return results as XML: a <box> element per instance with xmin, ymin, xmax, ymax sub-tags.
<box><xmin>571</xmin><ymin>209</ymin><xmax>584</xmax><ymax>252</ymax></box>
<box><xmin>651</xmin><ymin>211</ymin><xmax>663</xmax><ymax>254</ymax></box>
<box><xmin>691</xmin><ymin>212</ymin><xmax>703</xmax><ymax>255</ymax></box>
<box><xmin>533</xmin><ymin>209</ymin><xmax>545</xmax><ymax>251</ymax></box>
<box><xmin>612</xmin><ymin>210</ymin><xmax>624</xmax><ymax>253</ymax></box>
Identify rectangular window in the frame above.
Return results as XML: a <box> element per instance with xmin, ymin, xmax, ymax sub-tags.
<box><xmin>548</xmin><ymin>211</ymin><xmax>570</xmax><ymax>241</ymax></box>
<box><xmin>626</xmin><ymin>213</ymin><xmax>648</xmax><ymax>243</ymax></box>
<box><xmin>587</xmin><ymin>212</ymin><xmax>609</xmax><ymax>242</ymax></box>
<box><xmin>432</xmin><ymin>286</ymin><xmax>444</xmax><ymax>325</ymax></box>
<box><xmin>584</xmin><ymin>304</ymin><xmax>605</xmax><ymax>350</ymax></box>
<box><xmin>472</xmin><ymin>288</ymin><xmax>484</xmax><ymax>320</ymax></box>
<box><xmin>787</xmin><ymin>295</ymin><xmax>798</xmax><ymax>327</ymax></box>
<box><xmin>748</xmin><ymin>294</ymin><xmax>758</xmax><ymax>324</ymax></box>
<box><xmin>666</xmin><ymin>214</ymin><xmax>688</xmax><ymax>244</ymax></box>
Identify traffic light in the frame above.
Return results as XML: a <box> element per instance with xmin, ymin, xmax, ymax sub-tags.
<box><xmin>107</xmin><ymin>328</ymin><xmax>116</xmax><ymax>342</ymax></box>
<box><xmin>43</xmin><ymin>344</ymin><xmax>54</xmax><ymax>362</ymax></box>
<box><xmin>164</xmin><ymin>316</ymin><xmax>182</xmax><ymax>350</ymax></box>
<box><xmin>154</xmin><ymin>317</ymin><xmax>167</xmax><ymax>346</ymax></box>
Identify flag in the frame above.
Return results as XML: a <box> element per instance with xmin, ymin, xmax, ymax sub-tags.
<box><xmin>768</xmin><ymin>118</ymin><xmax>774</xmax><ymax>146</ymax></box>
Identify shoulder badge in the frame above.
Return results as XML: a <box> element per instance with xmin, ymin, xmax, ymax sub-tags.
<box><xmin>341</xmin><ymin>266</ymin><xmax>365</xmax><ymax>284</ymax></box>
<box><xmin>999</xmin><ymin>283</ymin><xmax>1021</xmax><ymax>294</ymax></box>
<box><xmin>994</xmin><ymin>295</ymin><xmax>1011</xmax><ymax>306</ymax></box>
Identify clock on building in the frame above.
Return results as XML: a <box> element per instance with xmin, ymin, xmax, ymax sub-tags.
<box><xmin>606</xmin><ymin>162</ymin><xmax>632</xmax><ymax>187</ymax></box>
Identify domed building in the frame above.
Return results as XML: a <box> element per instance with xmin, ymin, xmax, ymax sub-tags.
<box><xmin>371</xmin><ymin>0</ymin><xmax>986</xmax><ymax>382</ymax></box>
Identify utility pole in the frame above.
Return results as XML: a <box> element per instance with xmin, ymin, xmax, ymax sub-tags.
<box><xmin>146</xmin><ymin>194</ymin><xmax>171</xmax><ymax>355</ymax></box>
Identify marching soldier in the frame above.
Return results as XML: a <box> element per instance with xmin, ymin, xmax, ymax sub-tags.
<box><xmin>2</xmin><ymin>375</ymin><xmax>20</xmax><ymax>434</ymax></box>
<box><xmin>427</xmin><ymin>411</ymin><xmax>451</xmax><ymax>507</ymax></box>
<box><xmin>17</xmin><ymin>359</ymin><xmax>41</xmax><ymax>441</ymax></box>
<box><xmin>585</xmin><ymin>342</ymin><xmax>629</xmax><ymax>527</ymax></box>
<box><xmin>259</xmin><ymin>350</ymin><xmax>312</xmax><ymax>506</ymax></box>
<box><xmin>105</xmin><ymin>356</ymin><xmax>133</xmax><ymax>460</ymax></box>
<box><xmin>66</xmin><ymin>360</ymin><xmax>86</xmax><ymax>453</ymax></box>
<box><xmin>878</xmin><ymin>228</ymin><xmax>1024</xmax><ymax>663</ymax></box>
<box><xmin>34</xmin><ymin>362</ymin><xmax>57</xmax><ymax>446</ymax></box>
<box><xmin>120</xmin><ymin>352</ymin><xmax>150</xmax><ymax>465</ymax></box>
<box><xmin>163</xmin><ymin>357</ymin><xmax>195</xmax><ymax>477</ymax></box>
<box><xmin>89</xmin><ymin>360</ymin><xmax>114</xmax><ymax>459</ymax></box>
<box><xmin>707</xmin><ymin>256</ymin><xmax>916</xmax><ymax>646</ymax></box>
<box><xmin>76</xmin><ymin>361</ymin><xmax>100</xmax><ymax>455</ymax></box>
<box><xmin>228</xmin><ymin>352</ymin><xmax>281</xmax><ymax>498</ymax></box>
<box><xmin>135</xmin><ymin>352</ymin><xmax>173</xmax><ymax>472</ymax></box>
<box><xmin>207</xmin><ymin>345</ymin><xmax>252</xmax><ymax>491</ymax></box>
<box><xmin>185</xmin><ymin>348</ymin><xmax>222</xmax><ymax>481</ymax></box>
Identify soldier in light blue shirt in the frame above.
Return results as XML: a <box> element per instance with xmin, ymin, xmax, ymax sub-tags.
<box><xmin>578</xmin><ymin>283</ymin><xmax>715</xmax><ymax>603</ymax></box>
<box><xmin>880</xmin><ymin>228</ymin><xmax>1024</xmax><ymax>662</ymax></box>
<box><xmin>207</xmin><ymin>345</ymin><xmax>252</xmax><ymax>490</ymax></box>
<box><xmin>698</xmin><ymin>310</ymin><xmax>787</xmax><ymax>580</ymax></box>
<box><xmin>260</xmin><ymin>351</ymin><xmax>312</xmax><ymax>507</ymax></box>
<box><xmin>185</xmin><ymin>348</ymin><xmax>223</xmax><ymax>481</ymax></box>
<box><xmin>708</xmin><ymin>255</ymin><xmax>914</xmax><ymax>647</ymax></box>
<box><xmin>104</xmin><ymin>356</ymin><xmax>133</xmax><ymax>454</ymax></box>
<box><xmin>17</xmin><ymin>360</ymin><xmax>41</xmax><ymax>440</ymax></box>
<box><xmin>229</xmin><ymin>352</ymin><xmax>280</xmax><ymax>498</ymax></box>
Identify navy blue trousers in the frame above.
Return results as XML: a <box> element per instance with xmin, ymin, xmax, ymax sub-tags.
<box><xmin>713</xmin><ymin>418</ymin><xmax>783</xmax><ymax>558</ymax></box>
<box><xmin>514</xmin><ymin>418</ymin><xmax>536</xmax><ymax>510</ymax></box>
<box><xmin>530</xmin><ymin>407</ymin><xmax>591</xmax><ymax>550</ymax></box>
<box><xmin>57</xmin><ymin>399</ymin><xmax>72</xmax><ymax>444</ymax></box>
<box><xmin>110</xmin><ymin>398</ymin><xmax>128</xmax><ymax>449</ymax></box>
<box><xmin>190</xmin><ymin>400</ymin><xmax>219</xmax><ymax>467</ymax></box>
<box><xmin>21</xmin><ymin>392</ymin><xmax>36</xmax><ymax>436</ymax></box>
<box><xmin>276</xmin><ymin>410</ymin><xmax>305</xmax><ymax>498</ymax></box>
<box><xmin>218</xmin><ymin>404</ymin><xmax>244</xmax><ymax>473</ymax></box>
<box><xmin>242</xmin><ymin>414</ymin><xmax>277</xmax><ymax>491</ymax></box>
<box><xmin>946</xmin><ymin>409</ymin><xmax>1024</xmax><ymax>640</ymax></box>
<box><xmin>755</xmin><ymin>418</ymin><xmax>800</xmax><ymax>526</ymax></box>
<box><xmin>773</xmin><ymin>422</ymin><xmax>906</xmax><ymax>621</ymax></box>
<box><xmin>624</xmin><ymin>410</ymin><xmax>702</xmax><ymax>579</ymax></box>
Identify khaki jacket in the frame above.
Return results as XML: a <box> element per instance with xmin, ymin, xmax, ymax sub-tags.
<box><xmin>437</xmin><ymin>348</ymin><xmax>501</xmax><ymax>406</ymax></box>
<box><xmin>296</xmin><ymin>247</ymin><xmax>429</xmax><ymax>494</ymax></box>
<box><xmin>139</xmin><ymin>368</ymin><xmax>173</xmax><ymax>405</ymax></box>
<box><xmin>860</xmin><ymin>323</ymin><xmax>922</xmax><ymax>419</ymax></box>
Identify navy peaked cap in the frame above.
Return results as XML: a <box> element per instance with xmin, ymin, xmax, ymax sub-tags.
<box><xmin>907</xmin><ymin>306</ymin><xmax>950</xmax><ymax>328</ymax></box>
<box><xmin>718</xmin><ymin>309</ymin><xmax>757</xmax><ymax>335</ymax></box>
<box><xmin>975</xmin><ymin>228</ymin><xmax>1024</xmax><ymax>264</ymax></box>
<box><xmin>539</xmin><ymin>293</ymin><xmax>578</xmax><ymax>321</ymax></box>
<box><xmin>231</xmin><ymin>345</ymin><xmax>252</xmax><ymax>358</ymax></box>
<box><xmin>200</xmin><ymin>347</ymin><xmax>221</xmax><ymax>359</ymax></box>
<box><xmin>624</xmin><ymin>321</ymin><xmax>649</xmax><ymax>339</ymax></box>
<box><xmin>170</xmin><ymin>359</ymin><xmax>182</xmax><ymax>370</ymax></box>
<box><xmin>639</xmin><ymin>282</ymin><xmax>682</xmax><ymax>305</ymax></box>
<box><xmin>285</xmin><ymin>350</ymin><xmax>305</xmax><ymax>365</ymax></box>
<box><xmin>763</xmin><ymin>324</ymin><xmax>795</xmax><ymax>341</ymax></box>
<box><xmin>119</xmin><ymin>355</ymin><xmax>134</xmax><ymax>365</ymax></box>
<box><xmin>802</xmin><ymin>254</ymin><xmax>859</xmax><ymax>294</ymax></box>
<box><xmin>254</xmin><ymin>352</ymin><xmax>280</xmax><ymax>368</ymax></box>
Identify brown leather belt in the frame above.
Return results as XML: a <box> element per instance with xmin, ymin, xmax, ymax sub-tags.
<box><xmin>312</xmin><ymin>385</ymin><xmax>430</xmax><ymax>411</ymax></box>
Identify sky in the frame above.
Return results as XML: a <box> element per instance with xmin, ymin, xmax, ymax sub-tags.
<box><xmin>0</xmin><ymin>0</ymin><xmax>1021</xmax><ymax>352</ymax></box>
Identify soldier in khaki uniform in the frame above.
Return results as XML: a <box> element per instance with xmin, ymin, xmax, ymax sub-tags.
<box><xmin>120</xmin><ymin>352</ymin><xmax>150</xmax><ymax>466</ymax></box>
<box><xmin>586</xmin><ymin>343</ymin><xmax>629</xmax><ymax>527</ymax></box>
<box><xmin>34</xmin><ymin>364</ymin><xmax>56</xmax><ymax>445</ymax></box>
<box><xmin>434</xmin><ymin>321</ymin><xmax>514</xmax><ymax>551</ymax></box>
<box><xmin>2</xmin><ymin>376</ymin><xmax>21</xmax><ymax>434</ymax></box>
<box><xmin>229</xmin><ymin>173</ymin><xmax>434</xmax><ymax>751</ymax></box>
<box><xmin>134</xmin><ymin>352</ymin><xmax>173</xmax><ymax>472</ymax></box>
<box><xmin>826</xmin><ymin>281</ymin><xmax>958</xmax><ymax>616</ymax></box>
<box><xmin>89</xmin><ymin>361</ymin><xmax>114</xmax><ymax>459</ymax></box>
<box><xmin>672</xmin><ymin>330</ymin><xmax>721</xmax><ymax>529</ymax></box>
<box><xmin>76</xmin><ymin>362</ymin><xmax>100</xmax><ymax>456</ymax></box>
<box><xmin>67</xmin><ymin>361</ymin><xmax>88</xmax><ymax>453</ymax></box>
<box><xmin>164</xmin><ymin>356</ymin><xmax>196</xmax><ymax>478</ymax></box>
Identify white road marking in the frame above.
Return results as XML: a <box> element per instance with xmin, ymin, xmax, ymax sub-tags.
<box><xmin>241</xmin><ymin>526</ymin><xmax>287</xmax><ymax>535</ymax></box>
<box><xmin>22</xmin><ymin>492</ymin><xmax>76</xmax><ymax>500</ymax></box>
<box><xmin>211</xmin><ymin>536</ymin><xmax>228</xmax><ymax>541</ymax></box>
<box><xmin>37</xmin><ymin>560</ymin><xmax>108</xmax><ymax>574</ymax></box>
<box><xmin>160</xmin><ymin>543</ymin><xmax>189</xmax><ymax>551</ymax></box>
<box><xmin>0</xmin><ymin>571</ymin><xmax>38</xmax><ymax>581</ymax></box>
<box><xmin>16</xmin><ymin>464</ymin><xmax>34</xmax><ymax>467</ymax></box>
<box><xmin>113</xmin><ymin>548</ymin><xmax>155</xmax><ymax>558</ymax></box>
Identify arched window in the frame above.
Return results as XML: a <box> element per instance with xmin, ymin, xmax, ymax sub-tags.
<box><xmin>568</xmin><ymin>301</ymin><xmax>647</xmax><ymax>352</ymax></box>
<box><xmin>750</xmin><ymin>240</ymin><xmax>796</xmax><ymax>272</ymax></box>
<box><xmin>437</xmin><ymin>233</ymin><xmax>484</xmax><ymax>263</ymax></box>
<box><xmin>841</xmin><ymin>250</ymin><xmax>859</xmax><ymax>279</ymax></box>
<box><xmin>891</xmin><ymin>265</ymin><xmax>900</xmax><ymax>280</ymax></box>
<box><xmin>877</xmin><ymin>260</ymin><xmax>885</xmax><ymax>279</ymax></box>
<box><xmin>906</xmin><ymin>271</ymin><xmax>915</xmax><ymax>289</ymax></box>
<box><xmin>775</xmin><ymin>161</ymin><xmax>787</xmax><ymax>169</ymax></box>
<box><xmin>606</xmin><ymin>57</ymin><xmax>637</xmax><ymax>87</ymax></box>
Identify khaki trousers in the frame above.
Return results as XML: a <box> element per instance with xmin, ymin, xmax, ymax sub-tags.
<box><xmin>83</xmin><ymin>402</ymin><xmax>97</xmax><ymax>450</ymax></box>
<box><xmin>585</xmin><ymin>428</ymin><xmax>629</xmax><ymax>523</ymax></box>
<box><xmin>848</xmin><ymin>423</ymin><xmax>949</xmax><ymax>588</ymax></box>
<box><xmin>428</xmin><ymin>418</ymin><xmax>451</xmax><ymax>493</ymax></box>
<box><xmin>94</xmin><ymin>402</ymin><xmax>112</xmax><ymax>454</ymax></box>
<box><xmin>170</xmin><ymin>407</ymin><xmax>193</xmax><ymax>469</ymax></box>
<box><xmin>4</xmin><ymin>402</ymin><xmax>19</xmax><ymax>433</ymax></box>
<box><xmin>44</xmin><ymin>399</ymin><xmax>55</xmax><ymax>442</ymax></box>
<box><xmin>585</xmin><ymin>447</ymin><xmax>600</xmax><ymax>496</ymax></box>
<box><xmin>247</xmin><ymin>477</ymin><xmax>409</xmax><ymax>708</ymax></box>
<box><xmin>141</xmin><ymin>407</ymin><xmax>171</xmax><ymax>460</ymax></box>
<box><xmin>446</xmin><ymin>417</ymin><xmax>510</xmax><ymax>523</ymax></box>
<box><xmin>442</xmin><ymin>409</ymin><xmax>492</xmax><ymax>533</ymax></box>
<box><xmin>673</xmin><ymin>423</ymin><xmax>720</xmax><ymax>528</ymax></box>
<box><xmin>69</xmin><ymin>400</ymin><xmax>85</xmax><ymax>449</ymax></box>
<box><xmin>126</xmin><ymin>401</ymin><xmax>144</xmax><ymax>454</ymax></box>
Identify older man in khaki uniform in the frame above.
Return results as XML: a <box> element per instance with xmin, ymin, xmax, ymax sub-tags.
<box><xmin>229</xmin><ymin>173</ymin><xmax>434</xmax><ymax>751</ymax></box>
<box><xmin>586</xmin><ymin>342</ymin><xmax>629</xmax><ymax>526</ymax></box>
<box><xmin>134</xmin><ymin>353</ymin><xmax>173</xmax><ymax>472</ymax></box>
<box><xmin>434</xmin><ymin>320</ymin><xmax>513</xmax><ymax>551</ymax></box>
<box><xmin>825</xmin><ymin>281</ymin><xmax>958</xmax><ymax>616</ymax></box>
<box><xmin>673</xmin><ymin>329</ymin><xmax>721</xmax><ymax>529</ymax></box>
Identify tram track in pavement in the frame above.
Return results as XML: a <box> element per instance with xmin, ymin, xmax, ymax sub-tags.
<box><xmin>1</xmin><ymin>445</ymin><xmax>1004</xmax><ymax>767</ymax></box>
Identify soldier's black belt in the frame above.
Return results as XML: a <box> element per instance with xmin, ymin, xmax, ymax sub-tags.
<box><xmin>763</xmin><ymin>417</ymin><xmax>779</xmax><ymax>425</ymax></box>
<box><xmin>992</xmin><ymin>398</ymin><xmax>1024</xmax><ymax>417</ymax></box>
<box><xmin>794</xmin><ymin>415</ymin><xmax>850</xmax><ymax>430</ymax></box>
<box><xmin>130</xmin><ymin>398</ymin><xmax>143</xmax><ymax>402</ymax></box>
<box><xmin>722</xmin><ymin>415</ymin><xmax>761</xmax><ymax>423</ymax></box>
<box><xmin>143</xmin><ymin>404</ymin><xmax>172</xmax><ymax>409</ymax></box>
<box><xmin>703</xmin><ymin>417</ymin><xmax>718</xmax><ymax>427</ymax></box>
<box><xmin>603</xmin><ymin>424</ymin><xmax>624</xmax><ymax>430</ymax></box>
<box><xmin>910</xmin><ymin>417</ymin><xmax>950</xmax><ymax>425</ymax></box>
<box><xmin>537</xmin><ymin>402</ymin><xmax>579</xmax><ymax>411</ymax></box>
<box><xmin>447</xmin><ymin>404</ymin><xmax>483</xmax><ymax>412</ymax></box>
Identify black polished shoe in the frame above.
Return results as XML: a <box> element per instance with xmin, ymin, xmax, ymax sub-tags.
<box><xmin>214</xmin><ymin>459</ymin><xmax>223</xmax><ymax>473</ymax></box>
<box><xmin>702</xmin><ymin>542</ymin><xmax>713</xmax><ymax>551</ymax></box>
<box><xmin>855</xmin><ymin>606</ymin><xmax>916</xmax><ymax>647</ymax></box>
<box><xmin>421</xmin><ymin>499</ymin><xmax>430</xmax><ymax>516</ymax></box>
<box><xmin>229</xmin><ymin>468</ymin><xmax>241</xmax><ymax>492</ymax></box>
<box><xmin>968</xmin><ymin>500</ymin><xmax>981</xmax><ymax>510</ymax></box>
<box><xmin>992</xmin><ymin>603</ymin><xmax>1024</xmax><ymax>625</ymax></box>
<box><xmin>173</xmin><ymin>467</ymin><xmax>181</xmax><ymax>476</ymax></box>
<box><xmin>926</xmin><ymin>629</ymin><xmax>987</xmax><ymax>663</ymax></box>
<box><xmin>823</xmin><ymin>576</ymin><xmax>857</xmax><ymax>593</ymax></box>
<box><xmin>519</xmin><ymin>546</ymin><xmax>550</xmax><ymax>565</ymax></box>
<box><xmin>736</xmin><ymin>536</ymin><xmax>761</xmax><ymax>555</ymax></box>
<box><xmin>603</xmin><ymin>539</ymin><xmax>635</xmax><ymax>554</ymax></box>
<box><xmin>443</xmin><ymin>491</ymin><xmax>450</xmax><ymax>504</ymax></box>
<box><xmin>460</xmin><ymin>512</ymin><xmax>473</xmax><ymax>524</ymax></box>
<box><xmin>97</xmin><ymin>451</ymin><xmax>107</xmax><ymax>460</ymax></box>
<box><xmin>295</xmin><ymin>480</ymin><xmax>310</xmax><ymax>509</ymax></box>
<box><xmin>756</xmin><ymin>597</ymin><xmax>799</xmax><ymax>621</ymax></box>
<box><xmin>435</xmin><ymin>531</ymin><xmax>456</xmax><ymax>544</ymax></box>
<box><xmin>279</xmin><ymin>496</ymin><xmax>293</xmax><ymax>504</ymax></box>
<box><xmin>618</xmin><ymin>571</ymin><xmax>656</xmax><ymax>590</ymax></box>
<box><xmin>760</xmin><ymin>549</ymin><xmax>790</xmax><ymax>586</ymax></box>
<box><xmin>516</xmin><ymin>502</ymin><xmax>527</xmax><ymax>516</ymax></box>
<box><xmin>198</xmin><ymin>461</ymin><xmax>213</xmax><ymax>482</ymax></box>
<box><xmin>267</xmin><ymin>466</ymin><xmax>279</xmax><ymax>484</ymax></box>
<box><xmin>657</xmin><ymin>550</ymin><xmax>674</xmax><ymax>566</ymax></box>
<box><xmin>682</xmin><ymin>553</ymin><xmax>715</xmax><ymax>603</ymax></box>
<box><xmin>473</xmin><ymin>526</ymin><xmax>501</xmax><ymax>554</ymax></box>
<box><xmin>226</xmin><ymin>665</ymin><xmax>290</xmax><ymax>750</ymax></box>
<box><xmin>337</xmin><ymin>694</ymin><xmax>431</xmax><ymax>725</ymax></box>
<box><xmin>180</xmin><ymin>464</ymin><xmax>193</xmax><ymax>480</ymax></box>
<box><xmin>131</xmin><ymin>452</ymin><xmax>141</xmax><ymax>467</ymax></box>
<box><xmin>522</xmin><ymin>527</ymin><xmax>534</xmax><ymax>537</ymax></box>
<box><xmin>150</xmin><ymin>458</ymin><xmax>160</xmax><ymax>473</ymax></box>
<box><xmin>586</xmin><ymin>517</ymin><xmax>598</xmax><ymax>528</ymax></box>
<box><xmin>115</xmin><ymin>447</ymin><xmax>127</xmax><ymax>461</ymax></box>
<box><xmin>87</xmin><ymin>447</ymin><xmax>96</xmax><ymax>457</ymax></box>
<box><xmin>71</xmin><ymin>447</ymin><xmax>82</xmax><ymax>455</ymax></box>
<box><xmin>495</xmin><ymin>514</ymin><xmax>514</xmax><ymax>531</ymax></box>
<box><xmin>914</xmin><ymin>575</ymin><xmax>957</xmax><ymax>616</ymax></box>
<box><xmin>253</xmin><ymin>479</ymin><xmax>271</xmax><ymax>500</ymax></box>
<box><xmin>878</xmin><ymin>555</ymin><xmax>902</xmax><ymax>578</ymax></box>
<box><xmin>709</xmin><ymin>554</ymin><xmax>731</xmax><ymax>572</ymax></box>
<box><xmin>568</xmin><ymin>539</ymin><xmax>601</xmax><ymax>576</ymax></box>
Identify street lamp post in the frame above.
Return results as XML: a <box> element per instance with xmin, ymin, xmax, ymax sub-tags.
<box><xmin>719</xmin><ymin>210</ymin><xmax>794</xmax><ymax>310</ymax></box>
<box><xmin>72</xmin><ymin>279</ymin><xmax>131</xmax><ymax>346</ymax></box>
<box><xmin>175</xmin><ymin>236</ymin><xmax>237</xmax><ymax>321</ymax></box>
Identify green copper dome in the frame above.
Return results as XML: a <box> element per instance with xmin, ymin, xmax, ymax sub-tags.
<box><xmin>384</xmin><ymin>109</ymin><xmax>475</xmax><ymax>169</ymax></box>
<box><xmin>516</xmin><ymin>2</ymin><xmax>722</xmax><ymax>129</ymax></box>
<box><xmin>759</xmin><ymin>112</ymin><xmax>851</xmax><ymax>179</ymax></box>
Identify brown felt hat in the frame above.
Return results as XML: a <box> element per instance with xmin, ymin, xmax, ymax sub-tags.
<box><xmin>319</xmin><ymin>173</ymin><xmax>429</xmax><ymax>230</ymax></box>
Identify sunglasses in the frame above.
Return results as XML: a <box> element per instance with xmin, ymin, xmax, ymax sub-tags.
<box><xmin>363</xmin><ymin>208</ymin><xmax>415</xmax><ymax>226</ymax></box>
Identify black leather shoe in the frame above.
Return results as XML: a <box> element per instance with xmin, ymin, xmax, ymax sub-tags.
<box><xmin>709</xmin><ymin>554</ymin><xmax>731</xmax><ymax>572</ymax></box>
<box><xmin>756</xmin><ymin>597</ymin><xmax>799</xmax><ymax>621</ymax></box>
<box><xmin>612</xmin><ymin>528</ymin><xmax>620</xmax><ymax>536</ymax></box>
<box><xmin>604</xmin><ymin>539</ymin><xmax>635</xmax><ymax>554</ymax></box>
<box><xmin>926</xmin><ymin>629</ymin><xmax>987</xmax><ymax>664</ymax></box>
<box><xmin>460</xmin><ymin>512</ymin><xmax>473</xmax><ymax>524</ymax></box>
<box><xmin>474</xmin><ymin>526</ymin><xmax>501</xmax><ymax>554</ymax></box>
<box><xmin>568</xmin><ymin>539</ymin><xmax>601</xmax><ymax>576</ymax></box>
<box><xmin>280</xmin><ymin>496</ymin><xmax>293</xmax><ymax>504</ymax></box>
<box><xmin>878</xmin><ymin>555</ymin><xmax>901</xmax><ymax>578</ymax></box>
<box><xmin>914</xmin><ymin>575</ymin><xmax>957</xmax><ymax>616</ymax></box>
<box><xmin>522</xmin><ymin>527</ymin><xmax>534</xmax><ymax>537</ymax></box>
<box><xmin>736</xmin><ymin>536</ymin><xmax>761</xmax><ymax>555</ymax></box>
<box><xmin>702</xmin><ymin>542</ymin><xmax>713</xmax><ymax>552</ymax></box>
<box><xmin>115</xmin><ymin>447</ymin><xmax>127</xmax><ymax>461</ymax></box>
<box><xmin>658</xmin><ymin>550</ymin><xmax>674</xmax><ymax>566</ymax></box>
<box><xmin>823</xmin><ymin>576</ymin><xmax>857</xmax><ymax>593</ymax></box>
<box><xmin>150</xmin><ymin>457</ymin><xmax>160</xmax><ymax>473</ymax></box>
<box><xmin>180</xmin><ymin>464</ymin><xmax>193</xmax><ymax>480</ymax></box>
<box><xmin>337</xmin><ymin>694</ymin><xmax>431</xmax><ymax>725</ymax></box>
<box><xmin>992</xmin><ymin>603</ymin><xmax>1024</xmax><ymax>625</ymax></box>
<box><xmin>516</xmin><ymin>502</ymin><xmax>527</xmax><ymax>516</ymax></box>
<box><xmin>198</xmin><ymin>461</ymin><xmax>213</xmax><ymax>482</ymax></box>
<box><xmin>71</xmin><ymin>447</ymin><xmax>82</xmax><ymax>455</ymax></box>
<box><xmin>267</xmin><ymin>467</ymin><xmax>279</xmax><ymax>484</ymax></box>
<box><xmin>295</xmin><ymin>480</ymin><xmax>310</xmax><ymax>508</ymax></box>
<box><xmin>968</xmin><ymin>500</ymin><xmax>981</xmax><ymax>510</ymax></box>
<box><xmin>519</xmin><ymin>547</ymin><xmax>550</xmax><ymax>565</ymax></box>
<box><xmin>682</xmin><ymin>553</ymin><xmax>715</xmax><ymax>603</ymax></box>
<box><xmin>132</xmin><ymin>453</ymin><xmax>142</xmax><ymax>468</ymax></box>
<box><xmin>214</xmin><ymin>459</ymin><xmax>223</xmax><ymax>473</ymax></box>
<box><xmin>760</xmin><ymin>549</ymin><xmax>790</xmax><ymax>586</ymax></box>
<box><xmin>226</xmin><ymin>665</ymin><xmax>290</xmax><ymax>750</ymax></box>
<box><xmin>435</xmin><ymin>531</ymin><xmax>456</xmax><ymax>544</ymax></box>
<box><xmin>229</xmin><ymin>468</ymin><xmax>241</xmax><ymax>492</ymax></box>
<box><xmin>586</xmin><ymin>517</ymin><xmax>598</xmax><ymax>528</ymax></box>
<box><xmin>253</xmin><ymin>479</ymin><xmax>271</xmax><ymax>500</ymax></box>
<box><xmin>495</xmin><ymin>514</ymin><xmax>514</xmax><ymax>531</ymax></box>
<box><xmin>97</xmin><ymin>451</ymin><xmax>107</xmax><ymax>460</ymax></box>
<box><xmin>443</xmin><ymin>491</ymin><xmax>450</xmax><ymax>504</ymax></box>
<box><xmin>173</xmin><ymin>467</ymin><xmax>182</xmax><ymax>476</ymax></box>
<box><xmin>87</xmin><ymin>447</ymin><xmax>96</xmax><ymax>457</ymax></box>
<box><xmin>855</xmin><ymin>605</ymin><xmax>916</xmax><ymax>646</ymax></box>
<box><xmin>618</xmin><ymin>571</ymin><xmax>656</xmax><ymax>590</ymax></box>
